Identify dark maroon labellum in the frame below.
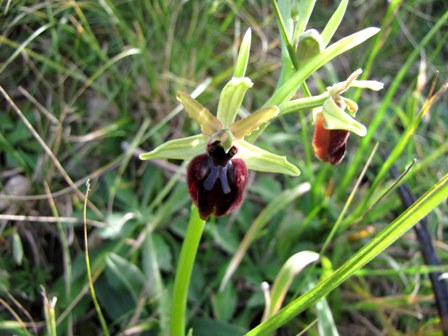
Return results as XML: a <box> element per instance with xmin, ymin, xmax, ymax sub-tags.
<box><xmin>187</xmin><ymin>141</ymin><xmax>248</xmax><ymax>220</ymax></box>
<box><xmin>312</xmin><ymin>112</ymin><xmax>349</xmax><ymax>165</ymax></box>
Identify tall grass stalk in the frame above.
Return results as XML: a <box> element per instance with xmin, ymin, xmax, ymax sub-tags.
<box><xmin>83</xmin><ymin>180</ymin><xmax>110</xmax><ymax>336</ymax></box>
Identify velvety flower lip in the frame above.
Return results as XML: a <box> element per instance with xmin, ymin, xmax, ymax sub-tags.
<box><xmin>312</xmin><ymin>111</ymin><xmax>349</xmax><ymax>165</ymax></box>
<box><xmin>187</xmin><ymin>141</ymin><xmax>248</xmax><ymax>220</ymax></box>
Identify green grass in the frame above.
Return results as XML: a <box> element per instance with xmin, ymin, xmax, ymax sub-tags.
<box><xmin>0</xmin><ymin>1</ymin><xmax>447</xmax><ymax>335</ymax></box>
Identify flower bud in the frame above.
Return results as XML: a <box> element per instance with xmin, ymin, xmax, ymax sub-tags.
<box><xmin>187</xmin><ymin>141</ymin><xmax>248</xmax><ymax>220</ymax></box>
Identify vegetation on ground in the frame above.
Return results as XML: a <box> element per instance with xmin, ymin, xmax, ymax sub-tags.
<box><xmin>0</xmin><ymin>1</ymin><xmax>447</xmax><ymax>335</ymax></box>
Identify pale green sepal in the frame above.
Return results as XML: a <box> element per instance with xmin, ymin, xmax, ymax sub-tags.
<box><xmin>297</xmin><ymin>29</ymin><xmax>324</xmax><ymax>65</ymax></box>
<box><xmin>352</xmin><ymin>80</ymin><xmax>384</xmax><ymax>91</ymax></box>
<box><xmin>216</xmin><ymin>77</ymin><xmax>253</xmax><ymax>128</ymax></box>
<box><xmin>237</xmin><ymin>140</ymin><xmax>300</xmax><ymax>176</ymax></box>
<box><xmin>230</xmin><ymin>106</ymin><xmax>279</xmax><ymax>139</ymax></box>
<box><xmin>322</xmin><ymin>98</ymin><xmax>367</xmax><ymax>137</ymax></box>
<box><xmin>139</xmin><ymin>134</ymin><xmax>208</xmax><ymax>161</ymax></box>
<box><xmin>234</xmin><ymin>29</ymin><xmax>252</xmax><ymax>78</ymax></box>
<box><xmin>176</xmin><ymin>92</ymin><xmax>222</xmax><ymax>136</ymax></box>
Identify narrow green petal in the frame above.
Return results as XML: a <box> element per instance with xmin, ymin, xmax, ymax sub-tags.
<box><xmin>216</xmin><ymin>77</ymin><xmax>253</xmax><ymax>128</ymax></box>
<box><xmin>322</xmin><ymin>98</ymin><xmax>367</xmax><ymax>136</ymax></box>
<box><xmin>230</xmin><ymin>106</ymin><xmax>279</xmax><ymax>139</ymax></box>
<box><xmin>237</xmin><ymin>140</ymin><xmax>300</xmax><ymax>176</ymax></box>
<box><xmin>342</xmin><ymin>97</ymin><xmax>359</xmax><ymax>116</ymax></box>
<box><xmin>139</xmin><ymin>134</ymin><xmax>208</xmax><ymax>161</ymax></box>
<box><xmin>177</xmin><ymin>92</ymin><xmax>222</xmax><ymax>136</ymax></box>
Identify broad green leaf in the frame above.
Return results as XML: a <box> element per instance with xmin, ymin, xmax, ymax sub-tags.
<box><xmin>98</xmin><ymin>212</ymin><xmax>137</xmax><ymax>239</ymax></box>
<box><xmin>142</xmin><ymin>233</ymin><xmax>170</xmax><ymax>335</ymax></box>
<box><xmin>105</xmin><ymin>253</ymin><xmax>146</xmax><ymax>303</ymax></box>
<box><xmin>191</xmin><ymin>318</ymin><xmax>246</xmax><ymax>336</ymax></box>
<box><xmin>212</xmin><ymin>283</ymin><xmax>237</xmax><ymax>322</ymax></box>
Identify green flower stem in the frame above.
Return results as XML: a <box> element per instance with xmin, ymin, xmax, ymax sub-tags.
<box><xmin>278</xmin><ymin>92</ymin><xmax>328</xmax><ymax>116</ymax></box>
<box><xmin>171</xmin><ymin>205</ymin><xmax>206</xmax><ymax>336</ymax></box>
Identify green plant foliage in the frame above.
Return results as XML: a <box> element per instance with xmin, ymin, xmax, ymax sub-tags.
<box><xmin>0</xmin><ymin>1</ymin><xmax>447</xmax><ymax>335</ymax></box>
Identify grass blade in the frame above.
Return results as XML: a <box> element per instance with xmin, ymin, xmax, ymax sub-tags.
<box><xmin>246</xmin><ymin>172</ymin><xmax>448</xmax><ymax>335</ymax></box>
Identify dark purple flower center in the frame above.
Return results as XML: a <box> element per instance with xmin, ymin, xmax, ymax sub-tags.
<box><xmin>186</xmin><ymin>141</ymin><xmax>248</xmax><ymax>220</ymax></box>
<box><xmin>203</xmin><ymin>156</ymin><xmax>233</xmax><ymax>194</ymax></box>
<box><xmin>203</xmin><ymin>141</ymin><xmax>237</xmax><ymax>194</ymax></box>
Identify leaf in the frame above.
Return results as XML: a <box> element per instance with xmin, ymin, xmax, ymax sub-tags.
<box><xmin>12</xmin><ymin>232</ymin><xmax>24</xmax><ymax>266</ymax></box>
<box><xmin>264</xmin><ymin>251</ymin><xmax>319</xmax><ymax>319</ymax></box>
<box><xmin>211</xmin><ymin>283</ymin><xmax>237</xmax><ymax>322</ymax></box>
<box><xmin>190</xmin><ymin>318</ymin><xmax>246</xmax><ymax>336</ymax></box>
<box><xmin>105</xmin><ymin>253</ymin><xmax>146</xmax><ymax>302</ymax></box>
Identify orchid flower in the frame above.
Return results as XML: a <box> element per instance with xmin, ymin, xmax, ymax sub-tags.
<box><xmin>140</xmin><ymin>30</ymin><xmax>300</xmax><ymax>219</ymax></box>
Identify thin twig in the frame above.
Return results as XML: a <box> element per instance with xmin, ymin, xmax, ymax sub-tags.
<box><xmin>83</xmin><ymin>180</ymin><xmax>110</xmax><ymax>336</ymax></box>
<box><xmin>0</xmin><ymin>150</ymin><xmax>122</xmax><ymax>201</ymax></box>
<box><xmin>0</xmin><ymin>85</ymin><xmax>104</xmax><ymax>219</ymax></box>
<box><xmin>0</xmin><ymin>214</ymin><xmax>105</xmax><ymax>228</ymax></box>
